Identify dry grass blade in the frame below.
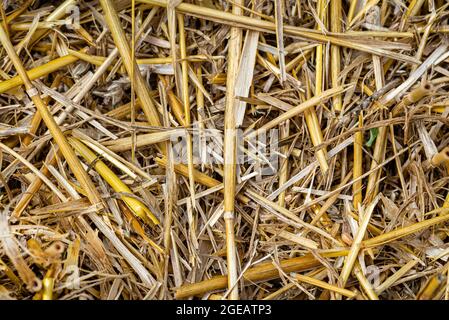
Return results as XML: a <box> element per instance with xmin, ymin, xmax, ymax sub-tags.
<box><xmin>222</xmin><ymin>0</ymin><xmax>244</xmax><ymax>300</ymax></box>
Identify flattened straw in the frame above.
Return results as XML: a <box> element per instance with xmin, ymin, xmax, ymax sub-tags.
<box><xmin>222</xmin><ymin>0</ymin><xmax>244</xmax><ymax>300</ymax></box>
<box><xmin>292</xmin><ymin>272</ymin><xmax>357</xmax><ymax>299</ymax></box>
<box><xmin>103</xmin><ymin>129</ymin><xmax>184</xmax><ymax>152</ymax></box>
<box><xmin>235</xmin><ymin>27</ymin><xmax>259</xmax><ymax>127</ymax></box>
<box><xmin>272</xmin><ymin>229</ymin><xmax>318</xmax><ymax>250</ymax></box>
<box><xmin>375</xmin><ymin>259</ymin><xmax>419</xmax><ymax>294</ymax></box>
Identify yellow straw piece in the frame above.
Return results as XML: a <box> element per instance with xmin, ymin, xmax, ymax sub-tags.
<box><xmin>69</xmin><ymin>137</ymin><xmax>160</xmax><ymax>226</ymax></box>
<box><xmin>0</xmin><ymin>53</ymin><xmax>81</xmax><ymax>94</ymax></box>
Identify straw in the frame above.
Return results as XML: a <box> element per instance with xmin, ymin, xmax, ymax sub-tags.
<box><xmin>1</xmin><ymin>0</ymin><xmax>448</xmax><ymax>301</ymax></box>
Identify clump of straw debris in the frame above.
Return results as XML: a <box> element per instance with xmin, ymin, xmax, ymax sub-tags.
<box><xmin>0</xmin><ymin>0</ymin><xmax>449</xmax><ymax>300</ymax></box>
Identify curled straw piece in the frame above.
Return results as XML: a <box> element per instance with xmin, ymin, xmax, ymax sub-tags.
<box><xmin>69</xmin><ymin>137</ymin><xmax>160</xmax><ymax>226</ymax></box>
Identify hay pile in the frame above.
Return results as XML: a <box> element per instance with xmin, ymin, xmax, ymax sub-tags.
<box><xmin>0</xmin><ymin>0</ymin><xmax>449</xmax><ymax>300</ymax></box>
